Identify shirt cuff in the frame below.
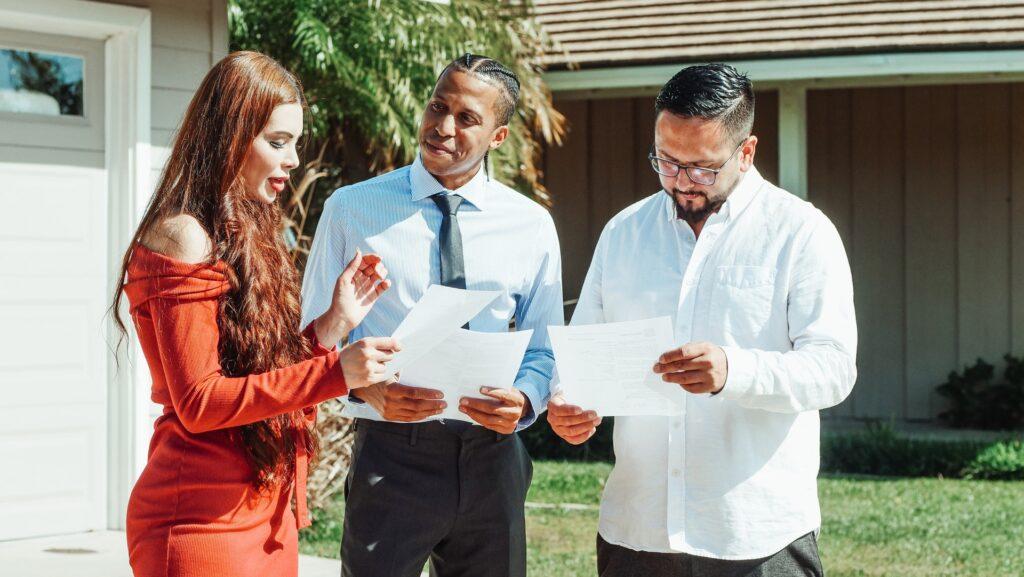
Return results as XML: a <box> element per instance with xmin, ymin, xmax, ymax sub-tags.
<box><xmin>717</xmin><ymin>346</ymin><xmax>757</xmax><ymax>401</ymax></box>
<box><xmin>514</xmin><ymin>381</ymin><xmax>545</xmax><ymax>431</ymax></box>
<box><xmin>340</xmin><ymin>396</ymin><xmax>375</xmax><ymax>419</ymax></box>
<box><xmin>301</xmin><ymin>322</ymin><xmax>338</xmax><ymax>356</ymax></box>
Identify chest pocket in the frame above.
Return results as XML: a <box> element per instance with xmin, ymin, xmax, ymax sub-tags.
<box><xmin>708</xmin><ymin>265</ymin><xmax>776</xmax><ymax>338</ymax></box>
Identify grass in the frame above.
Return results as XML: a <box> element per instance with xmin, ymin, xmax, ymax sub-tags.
<box><xmin>300</xmin><ymin>461</ymin><xmax>1024</xmax><ymax>577</ymax></box>
<box><xmin>818</xmin><ymin>475</ymin><xmax>1024</xmax><ymax>577</ymax></box>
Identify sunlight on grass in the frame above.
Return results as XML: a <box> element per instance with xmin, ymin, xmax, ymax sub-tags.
<box><xmin>301</xmin><ymin>461</ymin><xmax>1024</xmax><ymax>577</ymax></box>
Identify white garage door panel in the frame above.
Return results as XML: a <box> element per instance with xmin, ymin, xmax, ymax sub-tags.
<box><xmin>2</xmin><ymin>170</ymin><xmax>97</xmax><ymax>240</ymax></box>
<box><xmin>0</xmin><ymin>301</ymin><xmax>102</xmax><ymax>407</ymax></box>
<box><xmin>0</xmin><ymin>29</ymin><xmax>108</xmax><ymax>541</ymax></box>
<box><xmin>0</xmin><ymin>406</ymin><xmax>106</xmax><ymax>540</ymax></box>
<box><xmin>0</xmin><ymin>163</ymin><xmax>106</xmax><ymax>276</ymax></box>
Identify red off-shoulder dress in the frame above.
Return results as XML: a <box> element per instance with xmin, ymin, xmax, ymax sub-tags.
<box><xmin>123</xmin><ymin>244</ymin><xmax>347</xmax><ymax>577</ymax></box>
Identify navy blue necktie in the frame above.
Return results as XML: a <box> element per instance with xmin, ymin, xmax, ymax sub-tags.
<box><xmin>430</xmin><ymin>193</ymin><xmax>466</xmax><ymax>290</ymax></box>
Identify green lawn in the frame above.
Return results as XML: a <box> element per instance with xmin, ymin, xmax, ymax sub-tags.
<box><xmin>300</xmin><ymin>461</ymin><xmax>1024</xmax><ymax>577</ymax></box>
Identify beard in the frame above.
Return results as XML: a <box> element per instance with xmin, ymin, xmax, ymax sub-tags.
<box><xmin>673</xmin><ymin>192</ymin><xmax>725</xmax><ymax>223</ymax></box>
<box><xmin>668</xmin><ymin>174</ymin><xmax>741</xmax><ymax>224</ymax></box>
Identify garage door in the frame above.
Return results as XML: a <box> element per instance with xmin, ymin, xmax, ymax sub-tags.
<box><xmin>0</xmin><ymin>28</ymin><xmax>108</xmax><ymax>540</ymax></box>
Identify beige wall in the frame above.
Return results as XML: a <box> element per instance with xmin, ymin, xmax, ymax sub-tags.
<box><xmin>544</xmin><ymin>93</ymin><xmax>779</xmax><ymax>309</ymax></box>
<box><xmin>809</xmin><ymin>84</ymin><xmax>1024</xmax><ymax>422</ymax></box>
<box><xmin>104</xmin><ymin>0</ymin><xmax>228</xmax><ymax>186</ymax></box>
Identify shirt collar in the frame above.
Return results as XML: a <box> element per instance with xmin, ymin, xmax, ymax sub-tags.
<box><xmin>663</xmin><ymin>166</ymin><xmax>764</xmax><ymax>223</ymax></box>
<box><xmin>409</xmin><ymin>153</ymin><xmax>489</xmax><ymax>211</ymax></box>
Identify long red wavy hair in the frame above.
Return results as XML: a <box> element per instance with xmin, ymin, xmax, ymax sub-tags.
<box><xmin>112</xmin><ymin>51</ymin><xmax>317</xmax><ymax>491</ymax></box>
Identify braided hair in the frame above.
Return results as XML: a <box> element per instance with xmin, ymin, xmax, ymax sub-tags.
<box><xmin>439</xmin><ymin>53</ymin><xmax>521</xmax><ymax>178</ymax></box>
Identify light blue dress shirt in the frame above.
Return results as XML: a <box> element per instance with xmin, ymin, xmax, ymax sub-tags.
<box><xmin>300</xmin><ymin>155</ymin><xmax>564</xmax><ymax>428</ymax></box>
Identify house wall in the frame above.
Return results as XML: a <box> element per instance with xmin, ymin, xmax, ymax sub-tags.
<box><xmin>544</xmin><ymin>82</ymin><xmax>1024</xmax><ymax>424</ymax></box>
<box><xmin>105</xmin><ymin>0</ymin><xmax>228</xmax><ymax>188</ymax></box>
<box><xmin>808</xmin><ymin>84</ymin><xmax>1024</xmax><ymax>422</ymax></box>
<box><xmin>544</xmin><ymin>92</ymin><xmax>779</xmax><ymax>311</ymax></box>
<box><xmin>0</xmin><ymin>0</ymin><xmax>227</xmax><ymax>538</ymax></box>
<box><xmin>90</xmin><ymin>0</ymin><xmax>229</xmax><ymax>526</ymax></box>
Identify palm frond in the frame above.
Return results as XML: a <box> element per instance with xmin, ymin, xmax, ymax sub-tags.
<box><xmin>229</xmin><ymin>0</ymin><xmax>566</xmax><ymax>505</ymax></box>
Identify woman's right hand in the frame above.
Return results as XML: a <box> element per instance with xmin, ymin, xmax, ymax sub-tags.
<box><xmin>339</xmin><ymin>336</ymin><xmax>401</xmax><ymax>389</ymax></box>
<box><xmin>314</xmin><ymin>250</ymin><xmax>390</xmax><ymax>348</ymax></box>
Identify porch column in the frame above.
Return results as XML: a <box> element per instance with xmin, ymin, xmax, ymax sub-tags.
<box><xmin>778</xmin><ymin>84</ymin><xmax>808</xmax><ymax>199</ymax></box>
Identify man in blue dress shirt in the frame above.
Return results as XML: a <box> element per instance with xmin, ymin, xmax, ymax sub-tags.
<box><xmin>300</xmin><ymin>54</ymin><xmax>563</xmax><ymax>577</ymax></box>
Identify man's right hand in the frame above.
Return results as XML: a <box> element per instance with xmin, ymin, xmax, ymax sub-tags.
<box><xmin>547</xmin><ymin>393</ymin><xmax>601</xmax><ymax>445</ymax></box>
<box><xmin>350</xmin><ymin>381</ymin><xmax>446</xmax><ymax>422</ymax></box>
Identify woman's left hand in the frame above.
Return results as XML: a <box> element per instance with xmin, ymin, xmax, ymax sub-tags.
<box><xmin>314</xmin><ymin>250</ymin><xmax>390</xmax><ymax>346</ymax></box>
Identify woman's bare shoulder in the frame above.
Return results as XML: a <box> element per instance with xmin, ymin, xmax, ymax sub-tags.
<box><xmin>140</xmin><ymin>214</ymin><xmax>213</xmax><ymax>264</ymax></box>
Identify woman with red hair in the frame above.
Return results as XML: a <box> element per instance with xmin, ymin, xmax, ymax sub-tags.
<box><xmin>111</xmin><ymin>51</ymin><xmax>396</xmax><ymax>577</ymax></box>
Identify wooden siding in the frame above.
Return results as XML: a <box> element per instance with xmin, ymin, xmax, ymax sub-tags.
<box><xmin>104</xmin><ymin>0</ymin><xmax>228</xmax><ymax>187</ymax></box>
<box><xmin>547</xmin><ymin>83</ymin><xmax>1024</xmax><ymax>422</ymax></box>
<box><xmin>544</xmin><ymin>92</ymin><xmax>779</xmax><ymax>308</ymax></box>
<box><xmin>808</xmin><ymin>83</ymin><xmax>1024</xmax><ymax>421</ymax></box>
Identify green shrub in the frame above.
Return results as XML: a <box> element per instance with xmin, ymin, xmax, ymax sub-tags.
<box><xmin>936</xmin><ymin>355</ymin><xmax>1024</xmax><ymax>430</ymax></box>
<box><xmin>522</xmin><ymin>418</ymin><xmax>1024</xmax><ymax>480</ymax></box>
<box><xmin>821</xmin><ymin>423</ymin><xmax>1024</xmax><ymax>479</ymax></box>
<box><xmin>821</xmin><ymin>423</ymin><xmax>985</xmax><ymax>477</ymax></box>
<box><xmin>520</xmin><ymin>416</ymin><xmax>614</xmax><ymax>462</ymax></box>
<box><xmin>525</xmin><ymin>417</ymin><xmax>940</xmax><ymax>473</ymax></box>
<box><xmin>962</xmin><ymin>440</ymin><xmax>1024</xmax><ymax>480</ymax></box>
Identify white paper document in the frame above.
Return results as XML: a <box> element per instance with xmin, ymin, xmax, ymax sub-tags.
<box><xmin>549</xmin><ymin>316</ymin><xmax>684</xmax><ymax>416</ymax></box>
<box><xmin>399</xmin><ymin>328</ymin><xmax>534</xmax><ymax>423</ymax></box>
<box><xmin>385</xmin><ymin>284</ymin><xmax>501</xmax><ymax>377</ymax></box>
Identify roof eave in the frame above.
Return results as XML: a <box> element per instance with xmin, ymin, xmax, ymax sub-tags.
<box><xmin>544</xmin><ymin>47</ymin><xmax>1024</xmax><ymax>93</ymax></box>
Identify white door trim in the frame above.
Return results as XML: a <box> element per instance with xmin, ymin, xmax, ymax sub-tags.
<box><xmin>0</xmin><ymin>0</ymin><xmax>151</xmax><ymax>531</ymax></box>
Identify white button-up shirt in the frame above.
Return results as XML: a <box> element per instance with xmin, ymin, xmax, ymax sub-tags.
<box><xmin>300</xmin><ymin>156</ymin><xmax>564</xmax><ymax>428</ymax></box>
<box><xmin>568</xmin><ymin>167</ymin><xmax>857</xmax><ymax>559</ymax></box>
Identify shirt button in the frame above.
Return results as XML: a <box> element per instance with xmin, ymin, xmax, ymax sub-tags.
<box><xmin>673</xmin><ymin>421</ymin><xmax>682</xmax><ymax>430</ymax></box>
<box><xmin>672</xmin><ymin>469</ymin><xmax>682</xmax><ymax>478</ymax></box>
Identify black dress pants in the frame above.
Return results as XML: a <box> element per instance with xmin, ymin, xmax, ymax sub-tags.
<box><xmin>341</xmin><ymin>419</ymin><xmax>533</xmax><ymax>577</ymax></box>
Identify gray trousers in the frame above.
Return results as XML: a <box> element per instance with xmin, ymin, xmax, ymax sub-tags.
<box><xmin>597</xmin><ymin>533</ymin><xmax>824</xmax><ymax>577</ymax></box>
<box><xmin>340</xmin><ymin>419</ymin><xmax>533</xmax><ymax>577</ymax></box>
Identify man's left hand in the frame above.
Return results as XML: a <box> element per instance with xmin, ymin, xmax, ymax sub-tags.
<box><xmin>653</xmin><ymin>341</ymin><xmax>728</xmax><ymax>395</ymax></box>
<box><xmin>459</xmin><ymin>387</ymin><xmax>530</xmax><ymax>434</ymax></box>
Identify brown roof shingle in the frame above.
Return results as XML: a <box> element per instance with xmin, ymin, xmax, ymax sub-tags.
<box><xmin>537</xmin><ymin>0</ymin><xmax>1024</xmax><ymax>68</ymax></box>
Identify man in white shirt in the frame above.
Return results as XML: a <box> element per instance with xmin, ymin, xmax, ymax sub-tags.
<box><xmin>301</xmin><ymin>54</ymin><xmax>563</xmax><ymax>577</ymax></box>
<box><xmin>547</xmin><ymin>63</ymin><xmax>857</xmax><ymax>576</ymax></box>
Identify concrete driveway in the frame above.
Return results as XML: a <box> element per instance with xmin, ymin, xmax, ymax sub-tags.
<box><xmin>0</xmin><ymin>531</ymin><xmax>340</xmax><ymax>577</ymax></box>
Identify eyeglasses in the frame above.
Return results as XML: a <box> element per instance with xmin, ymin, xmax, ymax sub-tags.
<box><xmin>648</xmin><ymin>140</ymin><xmax>745</xmax><ymax>186</ymax></box>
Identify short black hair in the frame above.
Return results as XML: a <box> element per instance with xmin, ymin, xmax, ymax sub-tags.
<box><xmin>439</xmin><ymin>53</ymin><xmax>520</xmax><ymax>126</ymax></box>
<box><xmin>655</xmin><ymin>63</ymin><xmax>754</xmax><ymax>144</ymax></box>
